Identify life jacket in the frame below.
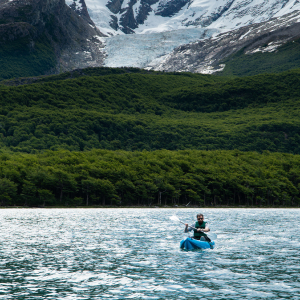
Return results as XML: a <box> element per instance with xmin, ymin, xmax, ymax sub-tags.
<box><xmin>194</xmin><ymin>221</ymin><xmax>207</xmax><ymax>237</ymax></box>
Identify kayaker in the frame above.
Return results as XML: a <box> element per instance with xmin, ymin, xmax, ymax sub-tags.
<box><xmin>184</xmin><ymin>213</ymin><xmax>211</xmax><ymax>242</ymax></box>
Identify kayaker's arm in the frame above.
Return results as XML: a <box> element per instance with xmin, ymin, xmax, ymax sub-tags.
<box><xmin>196</xmin><ymin>224</ymin><xmax>210</xmax><ymax>232</ymax></box>
<box><xmin>184</xmin><ymin>223</ymin><xmax>193</xmax><ymax>232</ymax></box>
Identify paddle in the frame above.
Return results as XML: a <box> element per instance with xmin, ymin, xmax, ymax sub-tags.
<box><xmin>170</xmin><ymin>215</ymin><xmax>217</xmax><ymax>240</ymax></box>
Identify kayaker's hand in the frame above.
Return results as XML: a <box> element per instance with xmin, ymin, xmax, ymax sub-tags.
<box><xmin>184</xmin><ymin>223</ymin><xmax>189</xmax><ymax>233</ymax></box>
<box><xmin>197</xmin><ymin>228</ymin><xmax>202</xmax><ymax>232</ymax></box>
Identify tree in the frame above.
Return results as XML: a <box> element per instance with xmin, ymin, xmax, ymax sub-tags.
<box><xmin>38</xmin><ymin>189</ymin><xmax>54</xmax><ymax>207</ymax></box>
<box><xmin>21</xmin><ymin>180</ymin><xmax>37</xmax><ymax>206</ymax></box>
<box><xmin>50</xmin><ymin>168</ymin><xmax>77</xmax><ymax>203</ymax></box>
<box><xmin>0</xmin><ymin>178</ymin><xmax>17</xmax><ymax>206</ymax></box>
<box><xmin>81</xmin><ymin>178</ymin><xmax>95</xmax><ymax>206</ymax></box>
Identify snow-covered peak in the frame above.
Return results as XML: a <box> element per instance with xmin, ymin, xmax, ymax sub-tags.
<box><xmin>63</xmin><ymin>0</ymin><xmax>300</xmax><ymax>73</ymax></box>
<box><xmin>66</xmin><ymin>0</ymin><xmax>83</xmax><ymax>12</ymax></box>
<box><xmin>77</xmin><ymin>0</ymin><xmax>300</xmax><ymax>35</ymax></box>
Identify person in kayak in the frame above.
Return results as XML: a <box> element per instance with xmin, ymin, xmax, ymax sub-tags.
<box><xmin>184</xmin><ymin>213</ymin><xmax>211</xmax><ymax>242</ymax></box>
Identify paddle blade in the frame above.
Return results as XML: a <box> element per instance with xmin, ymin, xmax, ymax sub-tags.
<box><xmin>170</xmin><ymin>215</ymin><xmax>180</xmax><ymax>222</ymax></box>
<box><xmin>207</xmin><ymin>232</ymin><xmax>217</xmax><ymax>240</ymax></box>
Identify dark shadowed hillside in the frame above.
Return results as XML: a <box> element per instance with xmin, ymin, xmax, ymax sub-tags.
<box><xmin>0</xmin><ymin>0</ymin><xmax>104</xmax><ymax>80</ymax></box>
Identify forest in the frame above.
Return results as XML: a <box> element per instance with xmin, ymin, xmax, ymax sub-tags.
<box><xmin>0</xmin><ymin>34</ymin><xmax>56</xmax><ymax>81</ymax></box>
<box><xmin>0</xmin><ymin>149</ymin><xmax>299</xmax><ymax>207</ymax></box>
<box><xmin>0</xmin><ymin>67</ymin><xmax>299</xmax><ymax>207</ymax></box>
<box><xmin>0</xmin><ymin>67</ymin><xmax>300</xmax><ymax>154</ymax></box>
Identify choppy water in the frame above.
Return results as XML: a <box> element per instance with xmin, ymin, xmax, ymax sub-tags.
<box><xmin>0</xmin><ymin>208</ymin><xmax>299</xmax><ymax>299</ymax></box>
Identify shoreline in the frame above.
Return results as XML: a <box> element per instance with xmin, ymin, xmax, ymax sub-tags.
<box><xmin>1</xmin><ymin>206</ymin><xmax>299</xmax><ymax>209</ymax></box>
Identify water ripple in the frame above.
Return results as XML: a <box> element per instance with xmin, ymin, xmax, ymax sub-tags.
<box><xmin>0</xmin><ymin>208</ymin><xmax>299</xmax><ymax>299</ymax></box>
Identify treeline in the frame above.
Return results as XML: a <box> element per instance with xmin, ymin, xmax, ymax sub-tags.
<box><xmin>0</xmin><ymin>68</ymin><xmax>300</xmax><ymax>153</ymax></box>
<box><xmin>0</xmin><ymin>149</ymin><xmax>299</xmax><ymax>207</ymax></box>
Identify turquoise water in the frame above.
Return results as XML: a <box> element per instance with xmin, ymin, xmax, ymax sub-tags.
<box><xmin>0</xmin><ymin>208</ymin><xmax>299</xmax><ymax>299</ymax></box>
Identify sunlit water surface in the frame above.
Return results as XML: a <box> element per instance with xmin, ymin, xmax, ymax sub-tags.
<box><xmin>0</xmin><ymin>208</ymin><xmax>299</xmax><ymax>299</ymax></box>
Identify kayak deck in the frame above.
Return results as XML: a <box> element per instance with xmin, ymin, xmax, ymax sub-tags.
<box><xmin>180</xmin><ymin>237</ymin><xmax>215</xmax><ymax>250</ymax></box>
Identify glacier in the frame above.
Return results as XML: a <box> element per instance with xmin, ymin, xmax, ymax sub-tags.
<box><xmin>68</xmin><ymin>0</ymin><xmax>300</xmax><ymax>69</ymax></box>
<box><xmin>98</xmin><ymin>28</ymin><xmax>218</xmax><ymax>68</ymax></box>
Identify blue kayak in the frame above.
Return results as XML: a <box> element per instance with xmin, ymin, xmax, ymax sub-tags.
<box><xmin>180</xmin><ymin>237</ymin><xmax>215</xmax><ymax>250</ymax></box>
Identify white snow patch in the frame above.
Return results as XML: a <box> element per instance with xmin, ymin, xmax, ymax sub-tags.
<box><xmin>200</xmin><ymin>64</ymin><xmax>226</xmax><ymax>74</ymax></box>
<box><xmin>66</xmin><ymin>0</ymin><xmax>83</xmax><ymax>10</ymax></box>
<box><xmin>132</xmin><ymin>0</ymin><xmax>141</xmax><ymax>19</ymax></box>
<box><xmin>246</xmin><ymin>40</ymin><xmax>287</xmax><ymax>54</ymax></box>
<box><xmin>121</xmin><ymin>0</ymin><xmax>131</xmax><ymax>10</ymax></box>
<box><xmin>239</xmin><ymin>28</ymin><xmax>253</xmax><ymax>40</ymax></box>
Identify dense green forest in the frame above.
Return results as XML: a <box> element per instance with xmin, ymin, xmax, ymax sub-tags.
<box><xmin>0</xmin><ymin>67</ymin><xmax>300</xmax><ymax>154</ymax></box>
<box><xmin>0</xmin><ymin>149</ymin><xmax>299</xmax><ymax>207</ymax></box>
<box><xmin>0</xmin><ymin>67</ymin><xmax>300</xmax><ymax>207</ymax></box>
<box><xmin>0</xmin><ymin>35</ymin><xmax>56</xmax><ymax>81</ymax></box>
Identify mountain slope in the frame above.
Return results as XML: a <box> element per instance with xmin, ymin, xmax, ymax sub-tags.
<box><xmin>152</xmin><ymin>10</ymin><xmax>300</xmax><ymax>75</ymax></box>
<box><xmin>0</xmin><ymin>67</ymin><xmax>300</xmax><ymax>154</ymax></box>
<box><xmin>0</xmin><ymin>0</ymin><xmax>104</xmax><ymax>80</ymax></box>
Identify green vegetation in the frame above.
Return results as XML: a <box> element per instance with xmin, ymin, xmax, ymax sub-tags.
<box><xmin>219</xmin><ymin>38</ymin><xmax>300</xmax><ymax>77</ymax></box>
<box><xmin>0</xmin><ymin>67</ymin><xmax>299</xmax><ymax>207</ymax></box>
<box><xmin>0</xmin><ymin>34</ymin><xmax>56</xmax><ymax>81</ymax></box>
<box><xmin>0</xmin><ymin>68</ymin><xmax>299</xmax><ymax>153</ymax></box>
<box><xmin>0</xmin><ymin>149</ymin><xmax>299</xmax><ymax>207</ymax></box>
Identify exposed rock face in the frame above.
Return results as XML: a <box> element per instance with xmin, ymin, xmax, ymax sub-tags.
<box><xmin>0</xmin><ymin>0</ymin><xmax>105</xmax><ymax>75</ymax></box>
<box><xmin>152</xmin><ymin>10</ymin><xmax>300</xmax><ymax>73</ymax></box>
<box><xmin>155</xmin><ymin>0</ymin><xmax>189</xmax><ymax>17</ymax></box>
<box><xmin>119</xmin><ymin>3</ymin><xmax>137</xmax><ymax>34</ymax></box>
<box><xmin>59</xmin><ymin>36</ymin><xmax>104</xmax><ymax>71</ymax></box>
<box><xmin>106</xmin><ymin>0</ymin><xmax>123</xmax><ymax>14</ymax></box>
<box><xmin>67</xmin><ymin>0</ymin><xmax>95</xmax><ymax>25</ymax></box>
<box><xmin>0</xmin><ymin>21</ymin><xmax>36</xmax><ymax>42</ymax></box>
<box><xmin>116</xmin><ymin>0</ymin><xmax>161</xmax><ymax>34</ymax></box>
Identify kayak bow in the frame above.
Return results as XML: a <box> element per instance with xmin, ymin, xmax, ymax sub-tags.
<box><xmin>180</xmin><ymin>237</ymin><xmax>215</xmax><ymax>250</ymax></box>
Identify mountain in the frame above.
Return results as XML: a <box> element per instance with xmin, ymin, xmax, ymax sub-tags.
<box><xmin>153</xmin><ymin>10</ymin><xmax>300</xmax><ymax>75</ymax></box>
<box><xmin>2</xmin><ymin>0</ymin><xmax>300</xmax><ymax>80</ymax></box>
<box><xmin>79</xmin><ymin>0</ymin><xmax>300</xmax><ymax>74</ymax></box>
<box><xmin>81</xmin><ymin>0</ymin><xmax>300</xmax><ymax>36</ymax></box>
<box><xmin>0</xmin><ymin>0</ymin><xmax>104</xmax><ymax>80</ymax></box>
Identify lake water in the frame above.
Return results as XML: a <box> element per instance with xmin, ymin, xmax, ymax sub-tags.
<box><xmin>0</xmin><ymin>208</ymin><xmax>299</xmax><ymax>299</ymax></box>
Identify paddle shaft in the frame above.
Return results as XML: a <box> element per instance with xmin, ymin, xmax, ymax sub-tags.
<box><xmin>171</xmin><ymin>216</ymin><xmax>217</xmax><ymax>239</ymax></box>
<box><xmin>179</xmin><ymin>220</ymin><xmax>203</xmax><ymax>232</ymax></box>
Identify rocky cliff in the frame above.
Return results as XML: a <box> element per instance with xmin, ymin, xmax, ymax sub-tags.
<box><xmin>67</xmin><ymin>0</ymin><xmax>94</xmax><ymax>25</ymax></box>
